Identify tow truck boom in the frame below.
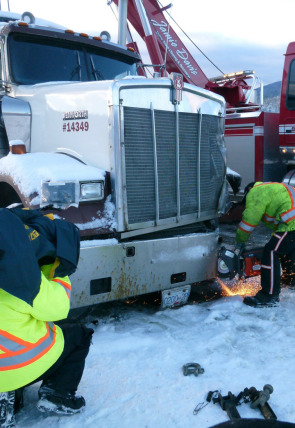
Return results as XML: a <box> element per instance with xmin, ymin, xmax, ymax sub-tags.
<box><xmin>112</xmin><ymin>0</ymin><xmax>261</xmax><ymax>113</ymax></box>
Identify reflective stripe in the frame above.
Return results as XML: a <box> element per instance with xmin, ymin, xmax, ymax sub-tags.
<box><xmin>0</xmin><ymin>322</ymin><xmax>56</xmax><ymax>370</ymax></box>
<box><xmin>281</xmin><ymin>210</ymin><xmax>295</xmax><ymax>223</ymax></box>
<box><xmin>238</xmin><ymin>220</ymin><xmax>256</xmax><ymax>233</ymax></box>
<box><xmin>263</xmin><ymin>214</ymin><xmax>279</xmax><ymax>225</ymax></box>
<box><xmin>270</xmin><ymin>250</ymin><xmax>274</xmax><ymax>294</ymax></box>
<box><xmin>270</xmin><ymin>232</ymin><xmax>287</xmax><ymax>294</ymax></box>
<box><xmin>52</xmin><ymin>278</ymin><xmax>71</xmax><ymax>299</ymax></box>
<box><xmin>274</xmin><ymin>232</ymin><xmax>287</xmax><ymax>251</ymax></box>
<box><xmin>281</xmin><ymin>184</ymin><xmax>295</xmax><ymax>223</ymax></box>
<box><xmin>0</xmin><ymin>331</ymin><xmax>27</xmax><ymax>353</ymax></box>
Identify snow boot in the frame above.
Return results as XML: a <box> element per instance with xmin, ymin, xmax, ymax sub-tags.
<box><xmin>0</xmin><ymin>391</ymin><xmax>16</xmax><ymax>428</ymax></box>
<box><xmin>243</xmin><ymin>291</ymin><xmax>279</xmax><ymax>307</ymax></box>
<box><xmin>37</xmin><ymin>386</ymin><xmax>85</xmax><ymax>415</ymax></box>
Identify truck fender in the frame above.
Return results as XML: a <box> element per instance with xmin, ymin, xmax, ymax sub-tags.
<box><xmin>0</xmin><ymin>152</ymin><xmax>107</xmax><ymax>209</ymax></box>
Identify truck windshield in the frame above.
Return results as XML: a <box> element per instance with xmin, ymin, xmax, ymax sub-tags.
<box><xmin>8</xmin><ymin>34</ymin><xmax>138</xmax><ymax>84</ymax></box>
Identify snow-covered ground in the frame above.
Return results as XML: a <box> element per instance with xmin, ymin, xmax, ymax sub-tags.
<box><xmin>15</xmin><ymin>282</ymin><xmax>295</xmax><ymax>427</ymax></box>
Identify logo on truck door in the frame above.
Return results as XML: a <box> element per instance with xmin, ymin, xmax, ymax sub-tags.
<box><xmin>62</xmin><ymin>110</ymin><xmax>89</xmax><ymax>133</ymax></box>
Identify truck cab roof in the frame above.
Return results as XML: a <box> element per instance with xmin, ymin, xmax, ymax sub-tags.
<box><xmin>0</xmin><ymin>14</ymin><xmax>141</xmax><ymax>86</ymax></box>
<box><xmin>0</xmin><ymin>11</ymin><xmax>140</xmax><ymax>61</ymax></box>
<box><xmin>0</xmin><ymin>10</ymin><xmax>66</xmax><ymax>30</ymax></box>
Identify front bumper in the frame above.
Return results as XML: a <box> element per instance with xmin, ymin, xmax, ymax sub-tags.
<box><xmin>70</xmin><ymin>231</ymin><xmax>219</xmax><ymax>308</ymax></box>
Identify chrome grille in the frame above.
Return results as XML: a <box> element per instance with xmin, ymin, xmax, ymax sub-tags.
<box><xmin>123</xmin><ymin>106</ymin><xmax>224</xmax><ymax>226</ymax></box>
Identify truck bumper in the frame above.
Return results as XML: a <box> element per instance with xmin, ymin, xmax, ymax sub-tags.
<box><xmin>70</xmin><ymin>231</ymin><xmax>219</xmax><ymax>308</ymax></box>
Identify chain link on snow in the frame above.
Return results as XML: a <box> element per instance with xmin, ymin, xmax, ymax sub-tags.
<box><xmin>193</xmin><ymin>390</ymin><xmax>220</xmax><ymax>416</ymax></box>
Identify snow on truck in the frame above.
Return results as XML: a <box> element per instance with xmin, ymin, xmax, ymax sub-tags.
<box><xmin>0</xmin><ymin>8</ymin><xmax>228</xmax><ymax>309</ymax></box>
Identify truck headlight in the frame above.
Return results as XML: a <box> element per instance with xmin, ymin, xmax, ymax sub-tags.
<box><xmin>80</xmin><ymin>181</ymin><xmax>104</xmax><ymax>201</ymax></box>
<box><xmin>41</xmin><ymin>181</ymin><xmax>79</xmax><ymax>209</ymax></box>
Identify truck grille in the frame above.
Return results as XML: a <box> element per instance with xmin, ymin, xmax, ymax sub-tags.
<box><xmin>123</xmin><ymin>106</ymin><xmax>224</xmax><ymax>226</ymax></box>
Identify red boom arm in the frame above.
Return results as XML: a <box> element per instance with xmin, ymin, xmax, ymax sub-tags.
<box><xmin>112</xmin><ymin>0</ymin><xmax>211</xmax><ymax>88</ymax></box>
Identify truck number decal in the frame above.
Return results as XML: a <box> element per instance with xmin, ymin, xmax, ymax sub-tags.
<box><xmin>63</xmin><ymin>121</ymin><xmax>89</xmax><ymax>132</ymax></box>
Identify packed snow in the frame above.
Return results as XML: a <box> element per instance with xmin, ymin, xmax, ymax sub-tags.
<box><xmin>76</xmin><ymin>195</ymin><xmax>117</xmax><ymax>232</ymax></box>
<box><xmin>14</xmin><ymin>283</ymin><xmax>295</xmax><ymax>427</ymax></box>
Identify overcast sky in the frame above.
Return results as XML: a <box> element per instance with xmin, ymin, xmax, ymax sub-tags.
<box><xmin>6</xmin><ymin>0</ymin><xmax>295</xmax><ymax>85</ymax></box>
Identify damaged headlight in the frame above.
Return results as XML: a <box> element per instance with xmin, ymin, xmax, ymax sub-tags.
<box><xmin>40</xmin><ymin>180</ymin><xmax>105</xmax><ymax>209</ymax></box>
<box><xmin>41</xmin><ymin>181</ymin><xmax>79</xmax><ymax>209</ymax></box>
<box><xmin>80</xmin><ymin>181</ymin><xmax>104</xmax><ymax>201</ymax></box>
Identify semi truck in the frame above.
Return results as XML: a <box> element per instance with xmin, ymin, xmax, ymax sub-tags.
<box><xmin>0</xmin><ymin>7</ymin><xmax>228</xmax><ymax>309</ymax></box>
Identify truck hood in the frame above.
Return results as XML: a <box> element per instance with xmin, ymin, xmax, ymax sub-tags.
<box><xmin>12</xmin><ymin>77</ymin><xmax>224</xmax><ymax>173</ymax></box>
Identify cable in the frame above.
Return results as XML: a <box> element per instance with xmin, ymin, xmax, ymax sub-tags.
<box><xmin>162</xmin><ymin>0</ymin><xmax>174</xmax><ymax>73</ymax></box>
<box><xmin>158</xmin><ymin>0</ymin><xmax>225</xmax><ymax>75</ymax></box>
<box><xmin>108</xmin><ymin>1</ymin><xmax>118</xmax><ymax>21</ymax></box>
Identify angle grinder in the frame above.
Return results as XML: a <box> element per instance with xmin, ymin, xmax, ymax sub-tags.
<box><xmin>218</xmin><ymin>246</ymin><xmax>263</xmax><ymax>280</ymax></box>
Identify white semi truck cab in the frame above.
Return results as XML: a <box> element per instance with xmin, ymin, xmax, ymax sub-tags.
<box><xmin>0</xmin><ymin>11</ymin><xmax>227</xmax><ymax>308</ymax></box>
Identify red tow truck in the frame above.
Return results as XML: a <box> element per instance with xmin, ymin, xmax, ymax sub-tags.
<box><xmin>279</xmin><ymin>42</ymin><xmax>295</xmax><ymax>178</ymax></box>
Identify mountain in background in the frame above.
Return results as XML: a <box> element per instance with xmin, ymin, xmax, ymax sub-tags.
<box><xmin>257</xmin><ymin>80</ymin><xmax>281</xmax><ymax>112</ymax></box>
<box><xmin>263</xmin><ymin>80</ymin><xmax>282</xmax><ymax>99</ymax></box>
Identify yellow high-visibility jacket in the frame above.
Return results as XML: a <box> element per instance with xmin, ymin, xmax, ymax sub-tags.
<box><xmin>236</xmin><ymin>182</ymin><xmax>295</xmax><ymax>244</ymax></box>
<box><xmin>0</xmin><ymin>267</ymin><xmax>71</xmax><ymax>392</ymax></box>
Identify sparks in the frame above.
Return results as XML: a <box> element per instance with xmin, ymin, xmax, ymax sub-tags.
<box><xmin>216</xmin><ymin>277</ymin><xmax>261</xmax><ymax>297</ymax></box>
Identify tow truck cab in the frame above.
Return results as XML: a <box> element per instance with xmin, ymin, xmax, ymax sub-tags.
<box><xmin>279</xmin><ymin>42</ymin><xmax>295</xmax><ymax>168</ymax></box>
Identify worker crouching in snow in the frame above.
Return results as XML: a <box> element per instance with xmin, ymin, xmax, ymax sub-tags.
<box><xmin>0</xmin><ymin>207</ymin><xmax>93</xmax><ymax>427</ymax></box>
<box><xmin>236</xmin><ymin>181</ymin><xmax>295</xmax><ymax>307</ymax></box>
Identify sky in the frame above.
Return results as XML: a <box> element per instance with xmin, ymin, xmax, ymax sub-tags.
<box><xmin>4</xmin><ymin>0</ymin><xmax>295</xmax><ymax>85</ymax></box>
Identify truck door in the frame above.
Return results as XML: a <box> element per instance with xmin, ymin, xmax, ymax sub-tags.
<box><xmin>280</xmin><ymin>44</ymin><xmax>295</xmax><ymax>161</ymax></box>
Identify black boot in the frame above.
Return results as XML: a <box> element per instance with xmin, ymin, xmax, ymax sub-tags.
<box><xmin>0</xmin><ymin>391</ymin><xmax>16</xmax><ymax>428</ymax></box>
<box><xmin>37</xmin><ymin>386</ymin><xmax>85</xmax><ymax>415</ymax></box>
<box><xmin>243</xmin><ymin>291</ymin><xmax>279</xmax><ymax>307</ymax></box>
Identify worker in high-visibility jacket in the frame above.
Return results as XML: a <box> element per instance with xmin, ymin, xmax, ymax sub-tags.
<box><xmin>236</xmin><ymin>181</ymin><xmax>295</xmax><ymax>307</ymax></box>
<box><xmin>0</xmin><ymin>208</ymin><xmax>93</xmax><ymax>426</ymax></box>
